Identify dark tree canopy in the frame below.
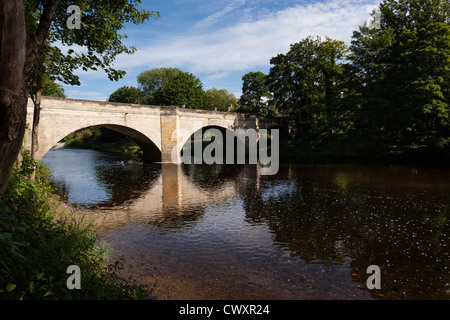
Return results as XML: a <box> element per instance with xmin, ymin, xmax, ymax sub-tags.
<box><xmin>349</xmin><ymin>0</ymin><xmax>450</xmax><ymax>148</ymax></box>
<box><xmin>239</xmin><ymin>71</ymin><xmax>272</xmax><ymax>115</ymax></box>
<box><xmin>243</xmin><ymin>0</ymin><xmax>449</xmax><ymax>158</ymax></box>
<box><xmin>266</xmin><ymin>36</ymin><xmax>349</xmax><ymax>139</ymax></box>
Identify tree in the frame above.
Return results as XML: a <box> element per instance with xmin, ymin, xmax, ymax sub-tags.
<box><xmin>204</xmin><ymin>88</ymin><xmax>238</xmax><ymax>112</ymax></box>
<box><xmin>315</xmin><ymin>38</ymin><xmax>350</xmax><ymax>140</ymax></box>
<box><xmin>0</xmin><ymin>0</ymin><xmax>44</xmax><ymax>196</ymax></box>
<box><xmin>239</xmin><ymin>72</ymin><xmax>272</xmax><ymax>115</ymax></box>
<box><xmin>0</xmin><ymin>0</ymin><xmax>159</xmax><ymax>195</ymax></box>
<box><xmin>349</xmin><ymin>0</ymin><xmax>450</xmax><ymax>149</ymax></box>
<box><xmin>137</xmin><ymin>67</ymin><xmax>207</xmax><ymax>109</ymax></box>
<box><xmin>26</xmin><ymin>1</ymin><xmax>158</xmax><ymax>161</ymax></box>
<box><xmin>137</xmin><ymin>67</ymin><xmax>181</xmax><ymax>105</ymax></box>
<box><xmin>267</xmin><ymin>36</ymin><xmax>349</xmax><ymax>139</ymax></box>
<box><xmin>41</xmin><ymin>73</ymin><xmax>66</xmax><ymax>98</ymax></box>
<box><xmin>108</xmin><ymin>86</ymin><xmax>144</xmax><ymax>104</ymax></box>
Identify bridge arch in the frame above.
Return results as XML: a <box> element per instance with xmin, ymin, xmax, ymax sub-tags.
<box><xmin>177</xmin><ymin>124</ymin><xmax>257</xmax><ymax>165</ymax></box>
<box><xmin>39</xmin><ymin>124</ymin><xmax>161</xmax><ymax>162</ymax></box>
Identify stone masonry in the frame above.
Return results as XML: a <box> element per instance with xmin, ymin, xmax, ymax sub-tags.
<box><xmin>24</xmin><ymin>96</ymin><xmax>267</xmax><ymax>163</ymax></box>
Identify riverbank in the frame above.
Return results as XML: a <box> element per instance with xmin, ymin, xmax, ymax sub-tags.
<box><xmin>62</xmin><ymin>127</ymin><xmax>142</xmax><ymax>159</ymax></box>
<box><xmin>64</xmin><ymin>139</ymin><xmax>141</xmax><ymax>159</ymax></box>
<box><xmin>0</xmin><ymin>150</ymin><xmax>153</xmax><ymax>300</ymax></box>
<box><xmin>278</xmin><ymin>139</ymin><xmax>450</xmax><ymax>169</ymax></box>
<box><xmin>59</xmin><ymin>125</ymin><xmax>450</xmax><ymax>169</ymax></box>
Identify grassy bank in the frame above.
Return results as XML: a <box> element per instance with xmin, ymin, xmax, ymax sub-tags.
<box><xmin>0</xmin><ymin>150</ymin><xmax>153</xmax><ymax>300</ymax></box>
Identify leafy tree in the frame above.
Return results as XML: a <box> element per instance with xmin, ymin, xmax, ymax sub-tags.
<box><xmin>24</xmin><ymin>1</ymin><xmax>159</xmax><ymax>162</ymax></box>
<box><xmin>315</xmin><ymin>38</ymin><xmax>350</xmax><ymax>140</ymax></box>
<box><xmin>137</xmin><ymin>67</ymin><xmax>207</xmax><ymax>109</ymax></box>
<box><xmin>137</xmin><ymin>67</ymin><xmax>182</xmax><ymax>104</ymax></box>
<box><xmin>205</xmin><ymin>88</ymin><xmax>238</xmax><ymax>112</ymax></box>
<box><xmin>267</xmin><ymin>36</ymin><xmax>349</xmax><ymax>140</ymax></box>
<box><xmin>239</xmin><ymin>72</ymin><xmax>272</xmax><ymax>115</ymax></box>
<box><xmin>41</xmin><ymin>73</ymin><xmax>66</xmax><ymax>98</ymax></box>
<box><xmin>108</xmin><ymin>86</ymin><xmax>144</xmax><ymax>104</ymax></box>
<box><xmin>0</xmin><ymin>1</ymin><xmax>159</xmax><ymax>195</ymax></box>
<box><xmin>349</xmin><ymin>0</ymin><xmax>450</xmax><ymax>149</ymax></box>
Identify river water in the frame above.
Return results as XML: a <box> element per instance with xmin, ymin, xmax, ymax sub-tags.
<box><xmin>42</xmin><ymin>148</ymin><xmax>450</xmax><ymax>300</ymax></box>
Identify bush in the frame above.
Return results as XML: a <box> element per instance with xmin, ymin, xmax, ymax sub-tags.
<box><xmin>0</xmin><ymin>150</ymin><xmax>154</xmax><ymax>300</ymax></box>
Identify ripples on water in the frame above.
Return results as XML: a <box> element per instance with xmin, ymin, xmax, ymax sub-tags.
<box><xmin>42</xmin><ymin>149</ymin><xmax>450</xmax><ymax>300</ymax></box>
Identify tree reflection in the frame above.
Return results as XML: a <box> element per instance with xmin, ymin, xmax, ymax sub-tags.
<box><xmin>240</xmin><ymin>164</ymin><xmax>450</xmax><ymax>299</ymax></box>
<box><xmin>94</xmin><ymin>160</ymin><xmax>161</xmax><ymax>207</ymax></box>
<box><xmin>181</xmin><ymin>163</ymin><xmax>243</xmax><ymax>191</ymax></box>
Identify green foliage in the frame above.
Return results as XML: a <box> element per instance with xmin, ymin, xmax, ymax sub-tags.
<box><xmin>25</xmin><ymin>0</ymin><xmax>159</xmax><ymax>87</ymax></box>
<box><xmin>0</xmin><ymin>150</ymin><xmax>153</xmax><ymax>299</ymax></box>
<box><xmin>63</xmin><ymin>127</ymin><xmax>141</xmax><ymax>156</ymax></box>
<box><xmin>108</xmin><ymin>86</ymin><xmax>145</xmax><ymax>104</ymax></box>
<box><xmin>239</xmin><ymin>71</ymin><xmax>272</xmax><ymax>115</ymax></box>
<box><xmin>159</xmin><ymin>71</ymin><xmax>206</xmax><ymax>109</ymax></box>
<box><xmin>348</xmin><ymin>0</ymin><xmax>450</xmax><ymax>149</ymax></box>
<box><xmin>267</xmin><ymin>36</ymin><xmax>349</xmax><ymax>140</ymax></box>
<box><xmin>204</xmin><ymin>88</ymin><xmax>239</xmax><ymax>112</ymax></box>
<box><xmin>41</xmin><ymin>73</ymin><xmax>66</xmax><ymax>98</ymax></box>
<box><xmin>245</xmin><ymin>0</ymin><xmax>449</xmax><ymax>161</ymax></box>
<box><xmin>137</xmin><ymin>67</ymin><xmax>207</xmax><ymax>109</ymax></box>
<box><xmin>137</xmin><ymin>67</ymin><xmax>182</xmax><ymax>104</ymax></box>
<box><xmin>108</xmin><ymin>68</ymin><xmax>240</xmax><ymax>111</ymax></box>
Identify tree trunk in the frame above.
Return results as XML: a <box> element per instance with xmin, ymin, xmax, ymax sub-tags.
<box><xmin>0</xmin><ymin>0</ymin><xmax>59</xmax><ymax>196</ymax></box>
<box><xmin>31</xmin><ymin>73</ymin><xmax>43</xmax><ymax>160</ymax></box>
<box><xmin>0</xmin><ymin>1</ymin><xmax>27</xmax><ymax>196</ymax></box>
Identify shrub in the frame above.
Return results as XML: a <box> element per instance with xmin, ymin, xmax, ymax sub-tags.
<box><xmin>0</xmin><ymin>150</ymin><xmax>154</xmax><ymax>300</ymax></box>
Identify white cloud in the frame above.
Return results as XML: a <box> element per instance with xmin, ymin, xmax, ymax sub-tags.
<box><xmin>193</xmin><ymin>0</ymin><xmax>247</xmax><ymax>29</ymax></box>
<box><xmin>115</xmin><ymin>0</ymin><xmax>381</xmax><ymax>76</ymax></box>
<box><xmin>63</xmin><ymin>0</ymin><xmax>382</xmax><ymax>100</ymax></box>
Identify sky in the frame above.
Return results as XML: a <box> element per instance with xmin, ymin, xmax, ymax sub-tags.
<box><xmin>63</xmin><ymin>0</ymin><xmax>382</xmax><ymax>102</ymax></box>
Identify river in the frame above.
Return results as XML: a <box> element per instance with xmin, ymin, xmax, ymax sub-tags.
<box><xmin>42</xmin><ymin>148</ymin><xmax>450</xmax><ymax>300</ymax></box>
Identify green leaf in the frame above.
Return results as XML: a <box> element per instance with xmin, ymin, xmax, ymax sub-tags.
<box><xmin>43</xmin><ymin>290</ymin><xmax>53</xmax><ymax>297</ymax></box>
<box><xmin>6</xmin><ymin>283</ymin><xmax>16</xmax><ymax>293</ymax></box>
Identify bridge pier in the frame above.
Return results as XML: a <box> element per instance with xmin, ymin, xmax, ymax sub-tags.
<box><xmin>161</xmin><ymin>163</ymin><xmax>182</xmax><ymax>210</ymax></box>
<box><xmin>160</xmin><ymin>107</ymin><xmax>181</xmax><ymax>164</ymax></box>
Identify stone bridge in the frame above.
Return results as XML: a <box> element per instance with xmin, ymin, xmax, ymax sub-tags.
<box><xmin>24</xmin><ymin>96</ymin><xmax>281</xmax><ymax>163</ymax></box>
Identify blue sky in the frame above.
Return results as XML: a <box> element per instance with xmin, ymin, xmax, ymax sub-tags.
<box><xmin>63</xmin><ymin>0</ymin><xmax>382</xmax><ymax>102</ymax></box>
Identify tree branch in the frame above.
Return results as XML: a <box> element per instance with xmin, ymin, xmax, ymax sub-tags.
<box><xmin>24</xmin><ymin>0</ymin><xmax>60</xmax><ymax>76</ymax></box>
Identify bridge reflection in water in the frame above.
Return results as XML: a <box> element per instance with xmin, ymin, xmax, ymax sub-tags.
<box><xmin>85</xmin><ymin>162</ymin><xmax>261</xmax><ymax>233</ymax></box>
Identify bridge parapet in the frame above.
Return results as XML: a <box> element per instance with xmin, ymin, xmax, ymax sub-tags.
<box><xmin>25</xmin><ymin>96</ymin><xmax>270</xmax><ymax>163</ymax></box>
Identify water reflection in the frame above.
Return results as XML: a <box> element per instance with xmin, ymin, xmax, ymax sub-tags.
<box><xmin>43</xmin><ymin>149</ymin><xmax>161</xmax><ymax>208</ymax></box>
<box><xmin>42</xmin><ymin>149</ymin><xmax>450</xmax><ymax>299</ymax></box>
<box><xmin>243</xmin><ymin>165</ymin><xmax>450</xmax><ymax>299</ymax></box>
